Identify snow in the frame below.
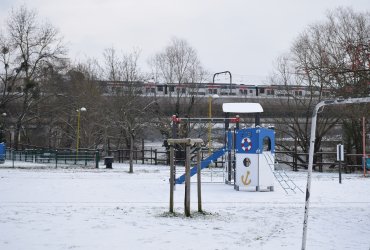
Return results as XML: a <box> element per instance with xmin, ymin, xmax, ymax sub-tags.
<box><xmin>0</xmin><ymin>161</ymin><xmax>369</xmax><ymax>250</ymax></box>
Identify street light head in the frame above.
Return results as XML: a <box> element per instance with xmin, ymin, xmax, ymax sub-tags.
<box><xmin>80</xmin><ymin>107</ymin><xmax>87</xmax><ymax>112</ymax></box>
<box><xmin>1</xmin><ymin>113</ymin><xmax>6</xmax><ymax>117</ymax></box>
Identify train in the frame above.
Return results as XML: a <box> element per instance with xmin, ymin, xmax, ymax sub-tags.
<box><xmin>99</xmin><ymin>81</ymin><xmax>332</xmax><ymax>99</ymax></box>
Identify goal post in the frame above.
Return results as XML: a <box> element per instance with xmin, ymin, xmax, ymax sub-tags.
<box><xmin>302</xmin><ymin>97</ymin><xmax>370</xmax><ymax>250</ymax></box>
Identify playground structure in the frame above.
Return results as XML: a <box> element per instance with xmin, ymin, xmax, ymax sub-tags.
<box><xmin>170</xmin><ymin>102</ymin><xmax>302</xmax><ymax>193</ymax></box>
<box><xmin>234</xmin><ymin>126</ymin><xmax>275</xmax><ymax>191</ymax></box>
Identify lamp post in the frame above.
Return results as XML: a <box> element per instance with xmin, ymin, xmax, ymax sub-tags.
<box><xmin>213</xmin><ymin>71</ymin><xmax>232</xmax><ymax>95</ymax></box>
<box><xmin>76</xmin><ymin>107</ymin><xmax>87</xmax><ymax>159</ymax></box>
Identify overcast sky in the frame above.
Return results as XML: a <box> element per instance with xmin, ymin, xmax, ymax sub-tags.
<box><xmin>0</xmin><ymin>0</ymin><xmax>369</xmax><ymax>84</ymax></box>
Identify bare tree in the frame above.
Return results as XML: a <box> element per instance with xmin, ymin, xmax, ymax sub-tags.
<box><xmin>0</xmin><ymin>5</ymin><xmax>66</xmax><ymax>148</ymax></box>
<box><xmin>149</xmin><ymin>37</ymin><xmax>208</xmax><ymax>138</ymax></box>
<box><xmin>36</xmin><ymin>60</ymin><xmax>104</xmax><ymax>150</ymax></box>
<box><xmin>102</xmin><ymin>47</ymin><xmax>155</xmax><ymax>173</ymax></box>
<box><xmin>103</xmin><ymin>47</ymin><xmax>142</xmax><ymax>82</ymax></box>
<box><xmin>271</xmin><ymin>55</ymin><xmax>339</xmax><ymax>169</ymax></box>
<box><xmin>271</xmin><ymin>7</ymin><xmax>370</xmax><ymax>169</ymax></box>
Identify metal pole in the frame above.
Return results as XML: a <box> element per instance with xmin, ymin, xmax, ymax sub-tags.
<box><xmin>302</xmin><ymin>101</ymin><xmax>324</xmax><ymax>250</ymax></box>
<box><xmin>76</xmin><ymin>110</ymin><xmax>81</xmax><ymax>160</ymax></box>
<box><xmin>227</xmin><ymin>128</ymin><xmax>232</xmax><ymax>183</ymax></box>
<box><xmin>302</xmin><ymin>97</ymin><xmax>370</xmax><ymax>250</ymax></box>
<box><xmin>212</xmin><ymin>71</ymin><xmax>232</xmax><ymax>95</ymax></box>
<box><xmin>208</xmin><ymin>95</ymin><xmax>212</xmax><ymax>154</ymax></box>
<box><xmin>75</xmin><ymin>107</ymin><xmax>86</xmax><ymax>161</ymax></box>
<box><xmin>338</xmin><ymin>145</ymin><xmax>342</xmax><ymax>184</ymax></box>
<box><xmin>363</xmin><ymin>117</ymin><xmax>366</xmax><ymax>177</ymax></box>
<box><xmin>12</xmin><ymin>148</ymin><xmax>14</xmax><ymax>168</ymax></box>
<box><xmin>339</xmin><ymin>159</ymin><xmax>342</xmax><ymax>184</ymax></box>
<box><xmin>197</xmin><ymin>144</ymin><xmax>202</xmax><ymax>212</ymax></box>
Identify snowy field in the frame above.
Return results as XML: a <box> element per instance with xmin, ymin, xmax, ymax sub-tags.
<box><xmin>0</xmin><ymin>161</ymin><xmax>369</xmax><ymax>250</ymax></box>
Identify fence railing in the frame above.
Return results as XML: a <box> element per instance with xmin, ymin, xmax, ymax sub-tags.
<box><xmin>108</xmin><ymin>148</ymin><xmax>228</xmax><ymax>167</ymax></box>
<box><xmin>109</xmin><ymin>148</ymin><xmax>167</xmax><ymax>165</ymax></box>
<box><xmin>5</xmin><ymin>148</ymin><xmax>100</xmax><ymax>168</ymax></box>
<box><xmin>275</xmin><ymin>150</ymin><xmax>369</xmax><ymax>173</ymax></box>
<box><xmin>109</xmin><ymin>148</ymin><xmax>368</xmax><ymax>173</ymax></box>
<box><xmin>3</xmin><ymin>145</ymin><xmax>368</xmax><ymax>173</ymax></box>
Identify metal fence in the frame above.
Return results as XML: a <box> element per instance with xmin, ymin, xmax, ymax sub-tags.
<box><xmin>109</xmin><ymin>148</ymin><xmax>167</xmax><ymax>165</ymax></box>
<box><xmin>275</xmin><ymin>150</ymin><xmax>369</xmax><ymax>173</ymax></box>
<box><xmin>3</xmin><ymin>145</ymin><xmax>368</xmax><ymax>173</ymax></box>
<box><xmin>109</xmin><ymin>147</ymin><xmax>368</xmax><ymax>173</ymax></box>
<box><xmin>108</xmin><ymin>148</ymin><xmax>227</xmax><ymax>167</ymax></box>
<box><xmin>5</xmin><ymin>148</ymin><xmax>100</xmax><ymax>168</ymax></box>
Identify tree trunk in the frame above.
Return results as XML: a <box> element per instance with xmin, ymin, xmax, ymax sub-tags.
<box><xmin>14</xmin><ymin>120</ymin><xmax>22</xmax><ymax>149</ymax></box>
<box><xmin>129</xmin><ymin>132</ymin><xmax>134</xmax><ymax>173</ymax></box>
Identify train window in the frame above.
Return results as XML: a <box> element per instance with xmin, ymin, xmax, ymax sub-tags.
<box><xmin>263</xmin><ymin>136</ymin><xmax>271</xmax><ymax>151</ymax></box>
<box><xmin>240</xmin><ymin>89</ymin><xmax>247</xmax><ymax>95</ymax></box>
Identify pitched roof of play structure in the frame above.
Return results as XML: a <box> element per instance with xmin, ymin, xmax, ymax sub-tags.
<box><xmin>222</xmin><ymin>103</ymin><xmax>263</xmax><ymax>113</ymax></box>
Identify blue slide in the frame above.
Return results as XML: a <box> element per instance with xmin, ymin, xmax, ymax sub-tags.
<box><xmin>175</xmin><ymin>147</ymin><xmax>227</xmax><ymax>184</ymax></box>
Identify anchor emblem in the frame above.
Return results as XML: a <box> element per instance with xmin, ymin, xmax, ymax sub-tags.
<box><xmin>241</xmin><ymin>170</ymin><xmax>251</xmax><ymax>186</ymax></box>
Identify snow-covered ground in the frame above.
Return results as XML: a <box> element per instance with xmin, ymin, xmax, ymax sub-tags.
<box><xmin>0</xmin><ymin>161</ymin><xmax>369</xmax><ymax>250</ymax></box>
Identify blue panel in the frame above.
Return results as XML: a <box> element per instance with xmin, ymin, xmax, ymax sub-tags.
<box><xmin>236</xmin><ymin>128</ymin><xmax>259</xmax><ymax>154</ymax></box>
<box><xmin>235</xmin><ymin>127</ymin><xmax>275</xmax><ymax>154</ymax></box>
<box><xmin>365</xmin><ymin>158</ymin><xmax>370</xmax><ymax>170</ymax></box>
<box><xmin>259</xmin><ymin>128</ymin><xmax>275</xmax><ymax>154</ymax></box>
<box><xmin>0</xmin><ymin>143</ymin><xmax>5</xmax><ymax>163</ymax></box>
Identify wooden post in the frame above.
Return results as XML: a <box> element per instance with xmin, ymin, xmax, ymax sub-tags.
<box><xmin>55</xmin><ymin>150</ymin><xmax>58</xmax><ymax>168</ymax></box>
<box><xmin>95</xmin><ymin>150</ymin><xmax>99</xmax><ymax>169</ymax></box>
<box><xmin>294</xmin><ymin>137</ymin><xmax>298</xmax><ymax>171</ymax></box>
<box><xmin>167</xmin><ymin>138</ymin><xmax>203</xmax><ymax>217</ymax></box>
<box><xmin>318</xmin><ymin>150</ymin><xmax>323</xmax><ymax>172</ymax></box>
<box><xmin>154</xmin><ymin>149</ymin><xmax>158</xmax><ymax>165</ymax></box>
<box><xmin>197</xmin><ymin>145</ymin><xmax>202</xmax><ymax>212</ymax></box>
<box><xmin>169</xmin><ymin>145</ymin><xmax>174</xmax><ymax>213</ymax></box>
<box><xmin>142</xmin><ymin>139</ymin><xmax>145</xmax><ymax>164</ymax></box>
<box><xmin>184</xmin><ymin>142</ymin><xmax>191</xmax><ymax>217</ymax></box>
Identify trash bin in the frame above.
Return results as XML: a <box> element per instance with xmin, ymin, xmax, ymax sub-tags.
<box><xmin>0</xmin><ymin>143</ymin><xmax>5</xmax><ymax>164</ymax></box>
<box><xmin>104</xmin><ymin>156</ymin><xmax>114</xmax><ymax>169</ymax></box>
<box><xmin>366</xmin><ymin>158</ymin><xmax>370</xmax><ymax>171</ymax></box>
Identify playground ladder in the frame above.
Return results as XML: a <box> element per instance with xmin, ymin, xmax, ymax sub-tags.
<box><xmin>263</xmin><ymin>153</ymin><xmax>303</xmax><ymax>194</ymax></box>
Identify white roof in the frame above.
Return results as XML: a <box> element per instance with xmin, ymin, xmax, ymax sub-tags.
<box><xmin>222</xmin><ymin>103</ymin><xmax>263</xmax><ymax>113</ymax></box>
